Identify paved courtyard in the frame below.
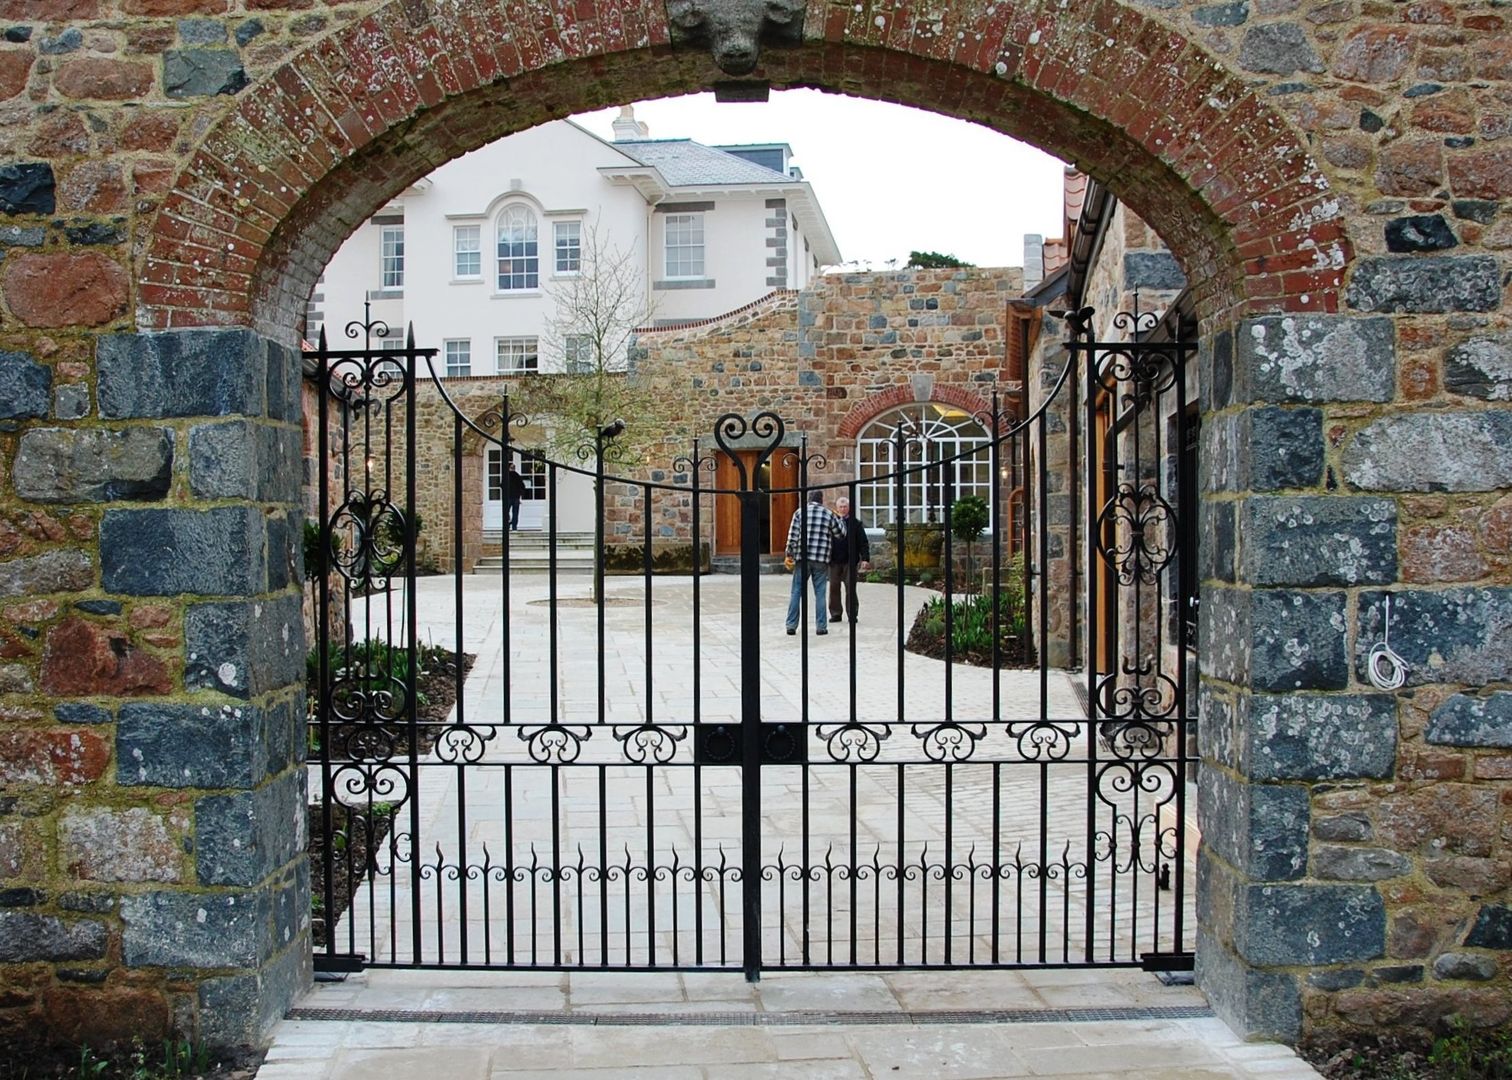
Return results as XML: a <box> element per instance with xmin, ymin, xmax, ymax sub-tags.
<box><xmin>263</xmin><ymin>968</ymin><xmax>1322</xmax><ymax>1079</ymax></box>
<box><xmin>269</xmin><ymin>572</ymin><xmax>1321</xmax><ymax>1078</ymax></box>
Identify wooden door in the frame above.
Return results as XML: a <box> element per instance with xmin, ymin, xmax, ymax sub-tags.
<box><xmin>1091</xmin><ymin>395</ymin><xmax>1116</xmax><ymax>684</ymax></box>
<box><xmin>715</xmin><ymin>452</ymin><xmax>743</xmax><ymax>555</ymax></box>
<box><xmin>714</xmin><ymin>450</ymin><xmax>798</xmax><ymax>556</ymax></box>
<box><xmin>768</xmin><ymin>452</ymin><xmax>798</xmax><ymax>554</ymax></box>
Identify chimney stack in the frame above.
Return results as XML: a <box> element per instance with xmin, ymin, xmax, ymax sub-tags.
<box><xmin>612</xmin><ymin>105</ymin><xmax>650</xmax><ymax>141</ymax></box>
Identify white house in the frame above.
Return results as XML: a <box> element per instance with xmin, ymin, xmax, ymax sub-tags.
<box><xmin>313</xmin><ymin>108</ymin><xmax>841</xmax><ymax>535</ymax></box>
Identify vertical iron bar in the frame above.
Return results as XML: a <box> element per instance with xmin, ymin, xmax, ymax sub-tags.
<box><xmin>504</xmin><ymin>765</ymin><xmax>515</xmax><ymax>965</ymax></box>
<box><xmin>739</xmin><ymin>468</ymin><xmax>764</xmax><ymax>982</ymax></box>
<box><xmin>991</xmin><ymin>763</ymin><xmax>1001</xmax><ymax>964</ymax></box>
<box><xmin>453</xmin><ymin>409</ymin><xmax>469</xmax><ymax>964</ymax></box>
<box><xmin>848</xmin><ymin>478</ymin><xmax>859</xmax><ymax>721</ymax></box>
<box><xmin>548</xmin><ymin>466</ymin><xmax>562</xmax><ymax>967</ymax></box>
<box><xmin>596</xmin><ymin>432</ymin><xmax>607</xmax><ymax>728</ymax></box>
<box><xmin>990</xmin><ymin>392</ymin><xmax>1001</xmax><ymax>725</ymax></box>
<box><xmin>690</xmin><ymin>441</ymin><xmax>706</xmax><ymax>966</ymax></box>
<box><xmin>1083</xmin><ymin>326</ymin><xmax>1102</xmax><ymax>964</ymax></box>
<box><xmin>895</xmin><ymin>763</ymin><xmax>905</xmax><ymax>963</ymax></box>
<box><xmin>313</xmin><ymin>329</ymin><xmax>336</xmax><ymax>964</ymax></box>
<box><xmin>551</xmin><ymin>765</ymin><xmax>562</xmax><ymax>967</ymax></box>
<box><xmin>943</xmin><ymin>458</ymin><xmax>955</xmax><ymax>721</ymax></box>
<box><xmin>1173</xmin><ymin>351</ymin><xmax>1191</xmax><ymax>957</ymax></box>
<box><xmin>849</xmin><ymin>764</ymin><xmax>858</xmax><ymax>965</ymax></box>
<box><xmin>501</xmin><ymin>397</ymin><xmax>512</xmax><ymax>730</ymax></box>
<box><xmin>646</xmin><ymin>764</ymin><xmax>657</xmax><ymax>966</ymax></box>
<box><xmin>894</xmin><ymin>430</ymin><xmax>907</xmax><ymax>731</ymax></box>
<box><xmin>599</xmin><ymin>767</ymin><xmax>609</xmax><ymax>967</ymax></box>
<box><xmin>641</xmin><ymin>479</ymin><xmax>657</xmax><ymax>962</ymax></box>
<box><xmin>405</xmin><ymin>328</ymin><xmax>423</xmax><ymax>965</ymax></box>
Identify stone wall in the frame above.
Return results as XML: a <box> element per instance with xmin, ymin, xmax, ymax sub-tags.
<box><xmin>0</xmin><ymin>331</ymin><xmax>309</xmax><ymax>1048</ymax></box>
<box><xmin>360</xmin><ymin>269</ymin><xmax>1024</xmax><ymax>566</ymax></box>
<box><xmin>0</xmin><ymin>0</ymin><xmax>1508</xmax><ymax>1052</ymax></box>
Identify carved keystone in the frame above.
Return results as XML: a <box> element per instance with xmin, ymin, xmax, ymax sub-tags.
<box><xmin>666</xmin><ymin>0</ymin><xmax>805</xmax><ymax>76</ymax></box>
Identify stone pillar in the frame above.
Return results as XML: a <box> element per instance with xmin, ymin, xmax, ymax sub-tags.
<box><xmin>0</xmin><ymin>329</ymin><xmax>310</xmax><ymax>1048</ymax></box>
<box><xmin>1196</xmin><ymin>307</ymin><xmax>1512</xmax><ymax>1041</ymax></box>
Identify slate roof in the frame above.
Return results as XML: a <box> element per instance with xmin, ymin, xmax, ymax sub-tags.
<box><xmin>611</xmin><ymin>138</ymin><xmax>791</xmax><ymax>187</ymax></box>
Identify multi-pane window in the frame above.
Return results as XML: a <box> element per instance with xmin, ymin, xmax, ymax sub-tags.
<box><xmin>374</xmin><ymin>336</ymin><xmax>406</xmax><ymax>381</ymax></box>
<box><xmin>564</xmin><ymin>334</ymin><xmax>593</xmax><ymax>374</ymax></box>
<box><xmin>496</xmin><ymin>205</ymin><xmax>539</xmax><ymax>290</ymax></box>
<box><xmin>664</xmin><ymin>213</ymin><xmax>704</xmax><ymax>278</ymax></box>
<box><xmin>489</xmin><ymin>449</ymin><xmax>547</xmax><ymax>500</ymax></box>
<box><xmin>856</xmin><ymin>403</ymin><xmax>992</xmax><ymax>529</ymax></box>
<box><xmin>453</xmin><ymin>225</ymin><xmax>480</xmax><ymax>278</ymax></box>
<box><xmin>518</xmin><ymin>453</ymin><xmax>547</xmax><ymax>499</ymax></box>
<box><xmin>554</xmin><ymin>221</ymin><xmax>581</xmax><ymax>274</ymax></box>
<box><xmin>379</xmin><ymin>225</ymin><xmax>404</xmax><ymax>289</ymax></box>
<box><xmin>444</xmin><ymin>339</ymin><xmax>471</xmax><ymax>377</ymax></box>
<box><xmin>496</xmin><ymin>336</ymin><xmax>539</xmax><ymax>374</ymax></box>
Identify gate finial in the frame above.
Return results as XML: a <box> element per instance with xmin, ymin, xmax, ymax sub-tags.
<box><xmin>666</xmin><ymin>0</ymin><xmax>805</xmax><ymax>76</ymax></box>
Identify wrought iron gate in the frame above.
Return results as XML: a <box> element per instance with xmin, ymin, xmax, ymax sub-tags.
<box><xmin>305</xmin><ymin>306</ymin><xmax>1196</xmax><ymax>977</ymax></box>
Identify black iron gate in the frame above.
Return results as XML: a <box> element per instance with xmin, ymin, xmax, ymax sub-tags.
<box><xmin>305</xmin><ymin>306</ymin><xmax>1196</xmax><ymax>977</ymax></box>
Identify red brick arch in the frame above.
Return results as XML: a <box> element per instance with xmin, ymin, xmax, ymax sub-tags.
<box><xmin>139</xmin><ymin>0</ymin><xmax>1352</xmax><ymax>338</ymax></box>
<box><xmin>837</xmin><ymin>385</ymin><xmax>996</xmax><ymax>441</ymax></box>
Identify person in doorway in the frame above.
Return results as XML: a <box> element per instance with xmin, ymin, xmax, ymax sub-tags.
<box><xmin>828</xmin><ymin>495</ymin><xmax>871</xmax><ymax>625</ymax></box>
<box><xmin>784</xmin><ymin>490</ymin><xmax>843</xmax><ymax>636</ymax></box>
<box><xmin>507</xmin><ymin>461</ymin><xmax>527</xmax><ymax>531</ymax></box>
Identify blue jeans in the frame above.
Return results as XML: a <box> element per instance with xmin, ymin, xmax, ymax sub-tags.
<box><xmin>785</xmin><ymin>561</ymin><xmax>830</xmax><ymax>632</ymax></box>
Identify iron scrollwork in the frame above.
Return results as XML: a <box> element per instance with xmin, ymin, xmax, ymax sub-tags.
<box><xmin>1095</xmin><ymin>482</ymin><xmax>1175</xmax><ymax>585</ymax></box>
<box><xmin>713</xmin><ymin>410</ymin><xmax>784</xmax><ymax>490</ymax></box>
<box><xmin>518</xmin><ymin>723</ymin><xmax>592</xmax><ymax>764</ymax></box>
<box><xmin>613</xmin><ymin>723</ymin><xmax>688</xmax><ymax>764</ymax></box>
<box><xmin>814</xmin><ymin>721</ymin><xmax>890</xmax><ymax>763</ymax></box>
<box><xmin>910</xmin><ymin>721</ymin><xmax>987</xmax><ymax>762</ymax></box>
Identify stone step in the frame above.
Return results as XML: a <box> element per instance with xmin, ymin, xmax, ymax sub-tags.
<box><xmin>709</xmin><ymin>554</ymin><xmax>788</xmax><ymax>575</ymax></box>
<box><xmin>473</xmin><ymin>554</ymin><xmax>597</xmax><ymax>574</ymax></box>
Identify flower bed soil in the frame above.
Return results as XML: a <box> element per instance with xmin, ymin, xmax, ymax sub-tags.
<box><xmin>905</xmin><ymin>602</ymin><xmax>1034</xmax><ymax>668</ymax></box>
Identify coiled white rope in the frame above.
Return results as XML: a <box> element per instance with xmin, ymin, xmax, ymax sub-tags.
<box><xmin>1366</xmin><ymin>594</ymin><xmax>1408</xmax><ymax>692</ymax></box>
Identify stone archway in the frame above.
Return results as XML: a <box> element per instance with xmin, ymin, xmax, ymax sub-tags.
<box><xmin>3</xmin><ymin>0</ymin><xmax>1508</xmax><ymax>1054</ymax></box>
<box><xmin>137</xmin><ymin>1</ymin><xmax>1350</xmax><ymax>339</ymax></box>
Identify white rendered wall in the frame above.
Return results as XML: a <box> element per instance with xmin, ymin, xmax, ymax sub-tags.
<box><xmin>649</xmin><ymin>197</ymin><xmax>778</xmax><ymax>322</ymax></box>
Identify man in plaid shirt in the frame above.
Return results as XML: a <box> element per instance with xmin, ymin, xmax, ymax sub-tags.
<box><xmin>784</xmin><ymin>490</ymin><xmax>844</xmax><ymax>636</ymax></box>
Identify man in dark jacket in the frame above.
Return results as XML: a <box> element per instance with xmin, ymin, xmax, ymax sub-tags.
<box><xmin>828</xmin><ymin>495</ymin><xmax>871</xmax><ymax>624</ymax></box>
<box><xmin>507</xmin><ymin>461</ymin><xmax>527</xmax><ymax>530</ymax></box>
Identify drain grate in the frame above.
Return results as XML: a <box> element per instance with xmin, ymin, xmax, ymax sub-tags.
<box><xmin>285</xmin><ymin>1005</ymin><xmax>1213</xmax><ymax>1027</ymax></box>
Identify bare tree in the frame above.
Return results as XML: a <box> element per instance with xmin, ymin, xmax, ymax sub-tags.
<box><xmin>515</xmin><ymin>222</ymin><xmax>674</xmax><ymax>465</ymax></box>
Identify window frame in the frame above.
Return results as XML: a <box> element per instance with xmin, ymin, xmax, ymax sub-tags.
<box><xmin>443</xmin><ymin>338</ymin><xmax>472</xmax><ymax>378</ymax></box>
<box><xmin>453</xmin><ymin>224</ymin><xmax>481</xmax><ymax>280</ymax></box>
<box><xmin>553</xmin><ymin>219</ymin><xmax>582</xmax><ymax>276</ymax></box>
<box><xmin>496</xmin><ymin>205</ymin><xmax>540</xmax><ymax>292</ymax></box>
<box><xmin>563</xmin><ymin>333</ymin><xmax>594</xmax><ymax>374</ymax></box>
<box><xmin>854</xmin><ymin>403</ymin><xmax>993</xmax><ymax>531</ymax></box>
<box><xmin>379</xmin><ymin>224</ymin><xmax>405</xmax><ymax>290</ymax></box>
<box><xmin>495</xmin><ymin>336</ymin><xmax>539</xmax><ymax>374</ymax></box>
<box><xmin>663</xmin><ymin>212</ymin><xmax>705</xmax><ymax>280</ymax></box>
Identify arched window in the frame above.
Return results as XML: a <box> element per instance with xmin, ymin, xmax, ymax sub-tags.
<box><xmin>496</xmin><ymin>205</ymin><xmax>539</xmax><ymax>290</ymax></box>
<box><xmin>856</xmin><ymin>403</ymin><xmax>992</xmax><ymax>529</ymax></box>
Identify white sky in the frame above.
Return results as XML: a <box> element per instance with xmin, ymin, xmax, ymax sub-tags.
<box><xmin>575</xmin><ymin>90</ymin><xmax>1068</xmax><ymax>272</ymax></box>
